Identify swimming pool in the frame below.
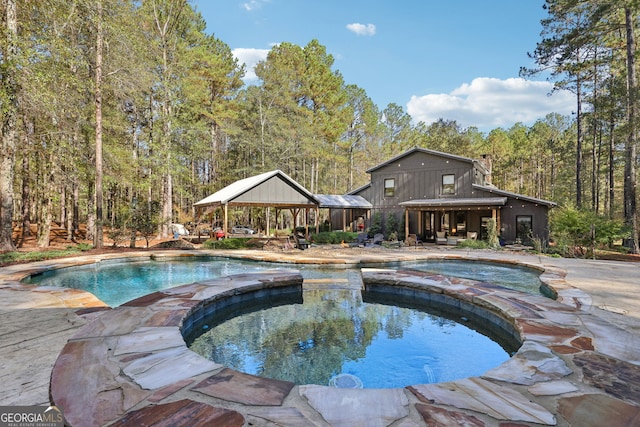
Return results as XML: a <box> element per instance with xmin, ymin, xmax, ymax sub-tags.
<box><xmin>185</xmin><ymin>284</ymin><xmax>516</xmax><ymax>389</ymax></box>
<box><xmin>22</xmin><ymin>257</ymin><xmax>542</xmax><ymax>307</ymax></box>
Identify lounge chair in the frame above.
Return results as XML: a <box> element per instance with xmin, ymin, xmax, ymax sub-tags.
<box><xmin>435</xmin><ymin>231</ymin><xmax>447</xmax><ymax>245</ymax></box>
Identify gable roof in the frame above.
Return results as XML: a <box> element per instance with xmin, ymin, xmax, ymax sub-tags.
<box><xmin>346</xmin><ymin>182</ymin><xmax>371</xmax><ymax>196</ymax></box>
<box><xmin>365</xmin><ymin>147</ymin><xmax>490</xmax><ymax>175</ymax></box>
<box><xmin>194</xmin><ymin>170</ymin><xmax>319</xmax><ymax>208</ymax></box>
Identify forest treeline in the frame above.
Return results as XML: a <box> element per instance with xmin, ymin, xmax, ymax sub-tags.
<box><xmin>0</xmin><ymin>0</ymin><xmax>638</xmax><ymax>252</ymax></box>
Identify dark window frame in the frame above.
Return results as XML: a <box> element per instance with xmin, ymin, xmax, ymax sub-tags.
<box><xmin>442</xmin><ymin>174</ymin><xmax>455</xmax><ymax>195</ymax></box>
<box><xmin>384</xmin><ymin>178</ymin><xmax>395</xmax><ymax>197</ymax></box>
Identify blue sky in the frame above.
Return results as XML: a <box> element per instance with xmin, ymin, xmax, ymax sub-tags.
<box><xmin>192</xmin><ymin>0</ymin><xmax>574</xmax><ymax>132</ymax></box>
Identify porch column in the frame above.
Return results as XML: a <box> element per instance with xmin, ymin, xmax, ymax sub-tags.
<box><xmin>404</xmin><ymin>209</ymin><xmax>409</xmax><ymax>238</ymax></box>
<box><xmin>342</xmin><ymin>209</ymin><xmax>347</xmax><ymax>232</ymax></box>
<box><xmin>315</xmin><ymin>206</ymin><xmax>319</xmax><ymax>234</ymax></box>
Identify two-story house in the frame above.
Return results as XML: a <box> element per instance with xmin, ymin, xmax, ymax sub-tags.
<box><xmin>349</xmin><ymin>148</ymin><xmax>555</xmax><ymax>245</ymax></box>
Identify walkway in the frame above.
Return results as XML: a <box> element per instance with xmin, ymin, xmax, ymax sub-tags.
<box><xmin>0</xmin><ymin>247</ymin><xmax>639</xmax><ymax>426</ymax></box>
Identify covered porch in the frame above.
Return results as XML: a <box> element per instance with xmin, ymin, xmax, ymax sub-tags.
<box><xmin>399</xmin><ymin>197</ymin><xmax>507</xmax><ymax>244</ymax></box>
<box><xmin>315</xmin><ymin>194</ymin><xmax>372</xmax><ymax>232</ymax></box>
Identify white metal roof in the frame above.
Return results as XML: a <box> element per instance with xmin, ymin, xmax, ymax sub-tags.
<box><xmin>315</xmin><ymin>194</ymin><xmax>373</xmax><ymax>209</ymax></box>
<box><xmin>193</xmin><ymin>170</ymin><xmax>318</xmax><ymax>207</ymax></box>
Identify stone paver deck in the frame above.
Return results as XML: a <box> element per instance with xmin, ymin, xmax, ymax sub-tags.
<box><xmin>1</xmin><ymin>247</ymin><xmax>640</xmax><ymax>426</ymax></box>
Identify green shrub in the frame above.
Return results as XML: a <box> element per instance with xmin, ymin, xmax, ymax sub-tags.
<box><xmin>385</xmin><ymin>213</ymin><xmax>398</xmax><ymax>239</ymax></box>
<box><xmin>457</xmin><ymin>239</ymin><xmax>489</xmax><ymax>249</ymax></box>
<box><xmin>368</xmin><ymin>212</ymin><xmax>382</xmax><ymax>238</ymax></box>
<box><xmin>202</xmin><ymin>238</ymin><xmax>248</xmax><ymax>249</ymax></box>
<box><xmin>310</xmin><ymin>231</ymin><xmax>358</xmax><ymax>244</ymax></box>
<box><xmin>0</xmin><ymin>245</ymin><xmax>90</xmax><ymax>266</ymax></box>
<box><xmin>550</xmin><ymin>207</ymin><xmax>630</xmax><ymax>258</ymax></box>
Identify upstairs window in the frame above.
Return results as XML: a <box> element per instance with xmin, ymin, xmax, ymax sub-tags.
<box><xmin>442</xmin><ymin>174</ymin><xmax>455</xmax><ymax>195</ymax></box>
<box><xmin>384</xmin><ymin>178</ymin><xmax>395</xmax><ymax>197</ymax></box>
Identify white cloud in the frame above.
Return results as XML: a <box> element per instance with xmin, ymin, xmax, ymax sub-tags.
<box><xmin>242</xmin><ymin>0</ymin><xmax>269</xmax><ymax>12</ymax></box>
<box><xmin>346</xmin><ymin>23</ymin><xmax>376</xmax><ymax>36</ymax></box>
<box><xmin>406</xmin><ymin>77</ymin><xmax>575</xmax><ymax>130</ymax></box>
<box><xmin>232</xmin><ymin>47</ymin><xmax>270</xmax><ymax>81</ymax></box>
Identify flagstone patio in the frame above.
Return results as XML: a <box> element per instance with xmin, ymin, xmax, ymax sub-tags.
<box><xmin>2</xmin><ymin>248</ymin><xmax>640</xmax><ymax>426</ymax></box>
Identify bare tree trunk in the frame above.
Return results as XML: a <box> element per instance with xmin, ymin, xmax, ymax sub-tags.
<box><xmin>36</xmin><ymin>160</ymin><xmax>53</xmax><ymax>248</ymax></box>
<box><xmin>60</xmin><ymin>179</ymin><xmax>67</xmax><ymax>227</ymax></box>
<box><xmin>86</xmin><ymin>182</ymin><xmax>95</xmax><ymax>242</ymax></box>
<box><xmin>624</xmin><ymin>8</ymin><xmax>639</xmax><ymax>253</ymax></box>
<box><xmin>608</xmin><ymin>117</ymin><xmax>615</xmax><ymax>219</ymax></box>
<box><xmin>94</xmin><ymin>0</ymin><xmax>104</xmax><ymax>248</ymax></box>
<box><xmin>151</xmin><ymin>0</ymin><xmax>186</xmax><ymax>237</ymax></box>
<box><xmin>575</xmin><ymin>74</ymin><xmax>584</xmax><ymax>209</ymax></box>
<box><xmin>20</xmin><ymin>119</ymin><xmax>33</xmax><ymax>244</ymax></box>
<box><xmin>0</xmin><ymin>0</ymin><xmax>18</xmax><ymax>251</ymax></box>
<box><xmin>72</xmin><ymin>177</ymin><xmax>79</xmax><ymax>240</ymax></box>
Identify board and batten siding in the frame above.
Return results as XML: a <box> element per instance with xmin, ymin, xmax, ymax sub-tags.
<box><xmin>369</xmin><ymin>151</ymin><xmax>477</xmax><ymax>206</ymax></box>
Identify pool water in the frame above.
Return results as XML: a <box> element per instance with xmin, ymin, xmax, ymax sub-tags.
<box><xmin>187</xmin><ymin>286</ymin><xmax>513</xmax><ymax>388</ymax></box>
<box><xmin>23</xmin><ymin>257</ymin><xmax>541</xmax><ymax>307</ymax></box>
<box><xmin>405</xmin><ymin>259</ymin><xmax>542</xmax><ymax>294</ymax></box>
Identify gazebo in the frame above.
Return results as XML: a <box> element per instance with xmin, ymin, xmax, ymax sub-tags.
<box><xmin>193</xmin><ymin>170</ymin><xmax>320</xmax><ymax>237</ymax></box>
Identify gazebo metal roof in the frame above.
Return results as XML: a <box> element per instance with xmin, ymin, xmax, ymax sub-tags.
<box><xmin>194</xmin><ymin>170</ymin><xmax>319</xmax><ymax>209</ymax></box>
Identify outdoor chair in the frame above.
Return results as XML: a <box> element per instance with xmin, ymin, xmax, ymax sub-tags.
<box><xmin>435</xmin><ymin>231</ymin><xmax>447</xmax><ymax>245</ymax></box>
<box><xmin>372</xmin><ymin>233</ymin><xmax>384</xmax><ymax>245</ymax></box>
<box><xmin>290</xmin><ymin>232</ymin><xmax>309</xmax><ymax>250</ymax></box>
<box><xmin>405</xmin><ymin>234</ymin><xmax>423</xmax><ymax>247</ymax></box>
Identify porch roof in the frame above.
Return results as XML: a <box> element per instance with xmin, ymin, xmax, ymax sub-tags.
<box><xmin>399</xmin><ymin>197</ymin><xmax>508</xmax><ymax>209</ymax></box>
<box><xmin>315</xmin><ymin>194</ymin><xmax>372</xmax><ymax>209</ymax></box>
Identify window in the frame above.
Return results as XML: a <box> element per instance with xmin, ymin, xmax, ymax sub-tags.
<box><xmin>384</xmin><ymin>178</ymin><xmax>395</xmax><ymax>197</ymax></box>
<box><xmin>442</xmin><ymin>174</ymin><xmax>455</xmax><ymax>195</ymax></box>
<box><xmin>516</xmin><ymin>216</ymin><xmax>533</xmax><ymax>244</ymax></box>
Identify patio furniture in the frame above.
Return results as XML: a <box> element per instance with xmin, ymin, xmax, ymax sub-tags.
<box><xmin>435</xmin><ymin>231</ymin><xmax>447</xmax><ymax>245</ymax></box>
<box><xmin>405</xmin><ymin>234</ymin><xmax>423</xmax><ymax>247</ymax></box>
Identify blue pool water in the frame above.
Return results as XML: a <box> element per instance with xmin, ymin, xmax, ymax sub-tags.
<box><xmin>23</xmin><ymin>257</ymin><xmax>541</xmax><ymax>307</ymax></box>
<box><xmin>187</xmin><ymin>287</ymin><xmax>513</xmax><ymax>388</ymax></box>
<box><xmin>404</xmin><ymin>259</ymin><xmax>542</xmax><ymax>294</ymax></box>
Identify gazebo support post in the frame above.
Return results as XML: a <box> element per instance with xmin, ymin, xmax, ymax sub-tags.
<box><xmin>266</xmin><ymin>207</ymin><xmax>270</xmax><ymax>237</ymax></box>
<box><xmin>223</xmin><ymin>204</ymin><xmax>228</xmax><ymax>237</ymax></box>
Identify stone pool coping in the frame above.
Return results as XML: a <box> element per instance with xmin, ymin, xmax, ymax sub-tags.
<box><xmin>38</xmin><ymin>250</ymin><xmax>640</xmax><ymax>426</ymax></box>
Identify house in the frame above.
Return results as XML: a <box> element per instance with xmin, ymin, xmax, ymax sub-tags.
<box><xmin>348</xmin><ymin>148</ymin><xmax>555</xmax><ymax>245</ymax></box>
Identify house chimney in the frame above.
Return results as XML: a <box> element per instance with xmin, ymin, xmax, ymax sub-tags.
<box><xmin>479</xmin><ymin>154</ymin><xmax>492</xmax><ymax>185</ymax></box>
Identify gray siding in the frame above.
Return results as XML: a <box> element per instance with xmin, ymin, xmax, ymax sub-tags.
<box><xmin>358</xmin><ymin>149</ymin><xmax>552</xmax><ymax>244</ymax></box>
<box><xmin>235</xmin><ymin>176</ymin><xmax>315</xmax><ymax>205</ymax></box>
<box><xmin>368</xmin><ymin>151</ymin><xmax>477</xmax><ymax>207</ymax></box>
